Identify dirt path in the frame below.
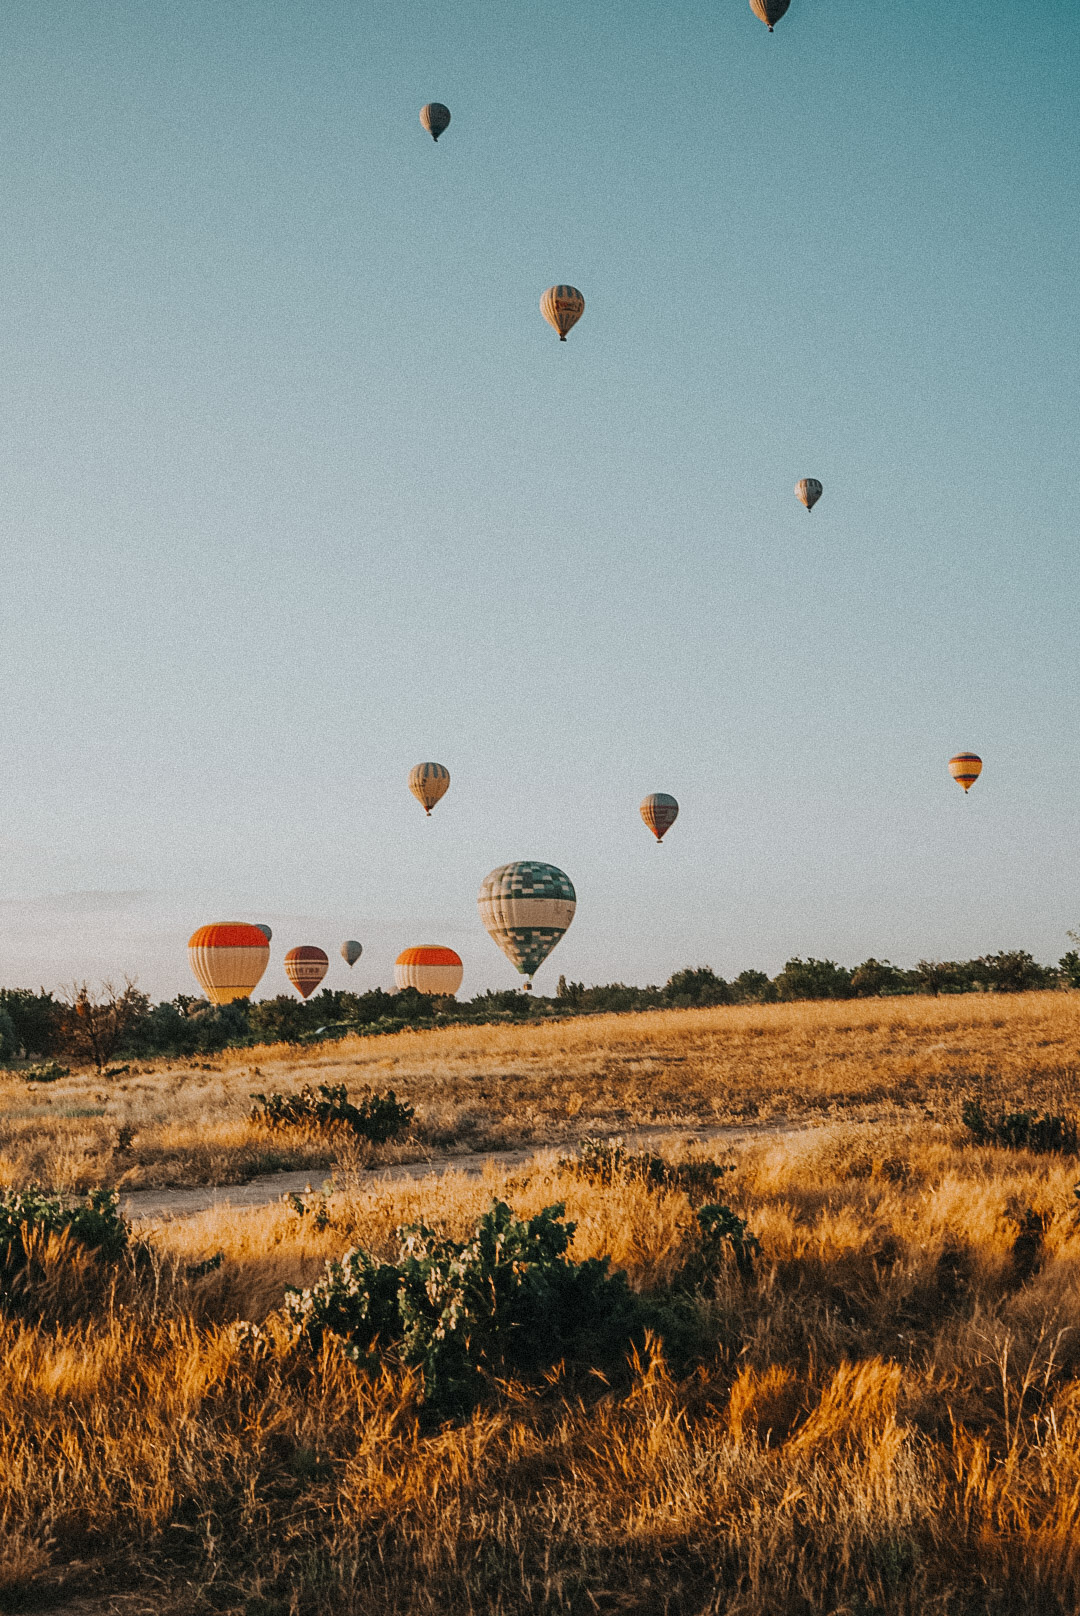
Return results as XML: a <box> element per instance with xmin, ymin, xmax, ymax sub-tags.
<box><xmin>121</xmin><ymin>1120</ymin><xmax>805</xmax><ymax>1222</ymax></box>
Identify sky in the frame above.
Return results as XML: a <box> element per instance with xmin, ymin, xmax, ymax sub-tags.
<box><xmin>0</xmin><ymin>0</ymin><xmax>1076</xmax><ymax>1001</ymax></box>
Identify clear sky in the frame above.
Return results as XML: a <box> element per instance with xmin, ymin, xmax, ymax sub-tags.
<box><xmin>0</xmin><ymin>0</ymin><xmax>1076</xmax><ymax>1000</ymax></box>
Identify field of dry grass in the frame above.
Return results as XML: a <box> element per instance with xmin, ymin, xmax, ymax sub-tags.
<box><xmin>5</xmin><ymin>1107</ymin><xmax>1080</xmax><ymax>1614</ymax></box>
<box><xmin>2</xmin><ymin>991</ymin><xmax>1079</xmax><ymax>1193</ymax></box>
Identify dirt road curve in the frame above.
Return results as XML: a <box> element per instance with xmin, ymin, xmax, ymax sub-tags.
<box><xmin>121</xmin><ymin>1122</ymin><xmax>801</xmax><ymax>1222</ymax></box>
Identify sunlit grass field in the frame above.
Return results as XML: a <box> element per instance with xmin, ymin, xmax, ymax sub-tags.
<box><xmin>4</xmin><ymin>994</ymin><xmax>1080</xmax><ymax>1612</ymax></box>
<box><xmin>2</xmin><ymin>990</ymin><xmax>1079</xmax><ymax>1192</ymax></box>
<box><xmin>6</xmin><ymin>1112</ymin><xmax>1080</xmax><ymax>1612</ymax></box>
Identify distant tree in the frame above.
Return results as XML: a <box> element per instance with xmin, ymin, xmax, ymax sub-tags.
<box><xmin>58</xmin><ymin>980</ymin><xmax>151</xmax><ymax>1073</ymax></box>
<box><xmin>731</xmin><ymin>970</ymin><xmax>778</xmax><ymax>1005</ymax></box>
<box><xmin>1059</xmin><ymin>952</ymin><xmax>1080</xmax><ymax>990</ymax></box>
<box><xmin>663</xmin><ymin>967</ymin><xmax>732</xmax><ymax>1008</ymax></box>
<box><xmin>849</xmin><ymin>958</ymin><xmax>906</xmax><ymax>998</ymax></box>
<box><xmin>556</xmin><ymin>975</ymin><xmax>585</xmax><ymax>1007</ymax></box>
<box><xmin>773</xmin><ymin>957</ymin><xmax>853</xmax><ymax>1002</ymax></box>
<box><xmin>973</xmin><ymin>951</ymin><xmax>1056</xmax><ymax>994</ymax></box>
<box><xmin>0</xmin><ymin>988</ymin><xmax>64</xmax><ymax>1056</ymax></box>
<box><xmin>913</xmin><ymin>960</ymin><xmax>966</xmax><ymax>997</ymax></box>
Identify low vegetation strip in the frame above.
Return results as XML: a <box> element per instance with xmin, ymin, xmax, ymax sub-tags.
<box><xmin>0</xmin><ymin>946</ymin><xmax>1072</xmax><ymax>1069</ymax></box>
<box><xmin>4</xmin><ymin>1119</ymin><xmax>1080</xmax><ymax>1612</ymax></box>
<box><xmin>1</xmin><ymin>992</ymin><xmax>1079</xmax><ymax>1196</ymax></box>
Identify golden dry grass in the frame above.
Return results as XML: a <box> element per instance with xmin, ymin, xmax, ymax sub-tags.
<box><xmin>6</xmin><ymin>1108</ymin><xmax>1080</xmax><ymax>1612</ymax></box>
<box><xmin>2</xmin><ymin>990</ymin><xmax>1079</xmax><ymax>1192</ymax></box>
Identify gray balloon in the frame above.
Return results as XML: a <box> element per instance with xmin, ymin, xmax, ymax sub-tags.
<box><xmin>256</xmin><ymin>924</ymin><xmax>272</xmax><ymax>942</ymax></box>
<box><xmin>341</xmin><ymin>940</ymin><xmax>363</xmax><ymax>967</ymax></box>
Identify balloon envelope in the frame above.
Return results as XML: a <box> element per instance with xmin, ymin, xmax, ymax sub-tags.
<box><xmin>949</xmin><ymin>753</ymin><xmax>983</xmax><ymax>793</ymax></box>
<box><xmin>395</xmin><ymin>946</ymin><xmax>463</xmax><ymax>996</ymax></box>
<box><xmin>795</xmin><ymin>478</ymin><xmax>822</xmax><ymax>511</ymax></box>
<box><xmin>641</xmin><ymin>793</ymin><xmax>679</xmax><ymax>843</ymax></box>
<box><xmin>409</xmin><ymin>761</ymin><xmax>450</xmax><ymax>815</ymax></box>
<box><xmin>255</xmin><ymin>924</ymin><xmax>272</xmax><ymax>942</ymax></box>
<box><xmin>341</xmin><ymin>940</ymin><xmax>363</xmax><ymax>967</ymax></box>
<box><xmin>477</xmin><ymin>862</ymin><xmax>576</xmax><ymax>987</ymax></box>
<box><xmin>540</xmin><ymin>285</ymin><xmax>585</xmax><ymax>341</ymax></box>
<box><xmin>749</xmin><ymin>0</ymin><xmax>791</xmax><ymax>29</ymax></box>
<box><xmin>188</xmin><ymin>923</ymin><xmax>270</xmax><ymax>1005</ymax></box>
<box><xmin>420</xmin><ymin>102</ymin><xmax>451</xmax><ymax>141</ymax></box>
<box><xmin>284</xmin><ymin>946</ymin><xmax>329</xmax><ymax>999</ymax></box>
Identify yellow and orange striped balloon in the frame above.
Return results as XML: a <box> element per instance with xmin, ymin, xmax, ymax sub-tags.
<box><xmin>949</xmin><ymin>753</ymin><xmax>983</xmax><ymax>793</ymax></box>
<box><xmin>394</xmin><ymin>946</ymin><xmax>464</xmax><ymax>996</ymax></box>
<box><xmin>188</xmin><ymin>923</ymin><xmax>270</xmax><ymax>1005</ymax></box>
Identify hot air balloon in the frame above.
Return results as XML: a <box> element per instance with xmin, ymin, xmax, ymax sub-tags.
<box><xmin>478</xmin><ymin>861</ymin><xmax>576</xmax><ymax>990</ymax></box>
<box><xmin>750</xmin><ymin>0</ymin><xmax>791</xmax><ymax>30</ymax></box>
<box><xmin>341</xmin><ymin>940</ymin><xmax>363</xmax><ymax>967</ymax></box>
<box><xmin>188</xmin><ymin>923</ymin><xmax>270</xmax><ymax>1005</ymax></box>
<box><xmin>949</xmin><ymin>753</ymin><xmax>982</xmax><ymax>793</ymax></box>
<box><xmin>409</xmin><ymin>762</ymin><xmax>450</xmax><ymax>816</ymax></box>
<box><xmin>420</xmin><ymin>102</ymin><xmax>451</xmax><ymax>142</ymax></box>
<box><xmin>795</xmin><ymin>478</ymin><xmax>822</xmax><ymax>511</ymax></box>
<box><xmin>395</xmin><ymin>946</ymin><xmax>463</xmax><ymax>996</ymax></box>
<box><xmin>540</xmin><ymin>285</ymin><xmax>585</xmax><ymax>342</ymax></box>
<box><xmin>641</xmin><ymin>793</ymin><xmax>679</xmax><ymax>844</ymax></box>
<box><xmin>255</xmin><ymin>924</ymin><xmax>272</xmax><ymax>942</ymax></box>
<box><xmin>284</xmin><ymin>946</ymin><xmax>329</xmax><ymax>999</ymax></box>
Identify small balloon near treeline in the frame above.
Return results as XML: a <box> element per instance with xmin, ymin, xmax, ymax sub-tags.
<box><xmin>409</xmin><ymin>761</ymin><xmax>450</xmax><ymax>815</ymax></box>
<box><xmin>541</xmin><ymin>285</ymin><xmax>585</xmax><ymax>341</ymax></box>
<box><xmin>949</xmin><ymin>753</ymin><xmax>983</xmax><ymax>793</ymax></box>
<box><xmin>478</xmin><ymin>861</ymin><xmax>576</xmax><ymax>990</ymax></box>
<box><xmin>341</xmin><ymin>940</ymin><xmax>363</xmax><ymax>967</ymax></box>
<box><xmin>395</xmin><ymin>946</ymin><xmax>464</xmax><ymax>996</ymax></box>
<box><xmin>749</xmin><ymin>0</ymin><xmax>792</xmax><ymax>31</ymax></box>
<box><xmin>795</xmin><ymin>478</ymin><xmax>822</xmax><ymax>511</ymax></box>
<box><xmin>284</xmin><ymin>946</ymin><xmax>329</xmax><ymax>999</ymax></box>
<box><xmin>640</xmin><ymin>793</ymin><xmax>679</xmax><ymax>843</ymax></box>
<box><xmin>420</xmin><ymin>102</ymin><xmax>451</xmax><ymax>142</ymax></box>
<box><xmin>187</xmin><ymin>923</ymin><xmax>270</xmax><ymax>1005</ymax></box>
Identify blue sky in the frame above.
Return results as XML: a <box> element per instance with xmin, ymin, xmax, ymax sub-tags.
<box><xmin>0</xmin><ymin>0</ymin><xmax>1076</xmax><ymax>999</ymax></box>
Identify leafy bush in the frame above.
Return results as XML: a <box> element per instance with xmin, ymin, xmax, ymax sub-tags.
<box><xmin>774</xmin><ymin>957</ymin><xmax>853</xmax><ymax>1001</ymax></box>
<box><xmin>663</xmin><ymin>967</ymin><xmax>732</xmax><ymax>1008</ymax></box>
<box><xmin>973</xmin><ymin>951</ymin><xmax>1057</xmax><ymax>994</ymax></box>
<box><xmin>849</xmin><ymin>958</ymin><xmax>907</xmax><ymax>998</ymax></box>
<box><xmin>250</xmin><ymin>1082</ymin><xmax>413</xmax><ymax>1144</ymax></box>
<box><xmin>23</xmin><ymin>1061</ymin><xmax>69</xmax><ymax>1084</ymax></box>
<box><xmin>564</xmin><ymin>1136</ymin><xmax>732</xmax><ymax>1203</ymax></box>
<box><xmin>285</xmin><ymin>1200</ymin><xmax>650</xmax><ymax>1416</ymax></box>
<box><xmin>962</xmin><ymin>1100</ymin><xmax>1078</xmax><ymax>1155</ymax></box>
<box><xmin>0</xmin><ymin>1187</ymin><xmax>128</xmax><ymax>1291</ymax></box>
<box><xmin>731</xmin><ymin>969</ymin><xmax>778</xmax><ymax>1004</ymax></box>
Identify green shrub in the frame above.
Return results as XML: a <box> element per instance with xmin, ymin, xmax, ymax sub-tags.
<box><xmin>284</xmin><ymin>1200</ymin><xmax>650</xmax><ymax>1417</ymax></box>
<box><xmin>23</xmin><ymin>1060</ymin><xmax>69</xmax><ymax>1084</ymax></box>
<box><xmin>0</xmin><ymin>1186</ymin><xmax>128</xmax><ymax>1291</ymax></box>
<box><xmin>564</xmin><ymin>1136</ymin><xmax>732</xmax><ymax>1203</ymax></box>
<box><xmin>250</xmin><ymin>1082</ymin><xmax>413</xmax><ymax>1144</ymax></box>
<box><xmin>962</xmin><ymin>1100</ymin><xmax>1078</xmax><ymax>1155</ymax></box>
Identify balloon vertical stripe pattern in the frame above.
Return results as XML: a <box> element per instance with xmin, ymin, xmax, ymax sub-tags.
<box><xmin>641</xmin><ymin>793</ymin><xmax>679</xmax><ymax>842</ymax></box>
<box><xmin>795</xmin><ymin>478</ymin><xmax>822</xmax><ymax>511</ymax></box>
<box><xmin>409</xmin><ymin>762</ymin><xmax>451</xmax><ymax>815</ymax></box>
<box><xmin>540</xmin><ymin>285</ymin><xmax>585</xmax><ymax>341</ymax></box>
<box><xmin>749</xmin><ymin>0</ymin><xmax>792</xmax><ymax>30</ymax></box>
<box><xmin>420</xmin><ymin>103</ymin><xmax>451</xmax><ymax>141</ymax></box>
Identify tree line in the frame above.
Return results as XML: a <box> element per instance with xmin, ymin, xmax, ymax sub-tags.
<box><xmin>0</xmin><ymin>944</ymin><xmax>1076</xmax><ymax>1072</ymax></box>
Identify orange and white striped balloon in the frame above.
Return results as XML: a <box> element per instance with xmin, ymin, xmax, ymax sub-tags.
<box><xmin>394</xmin><ymin>946</ymin><xmax>464</xmax><ymax>996</ymax></box>
<box><xmin>188</xmin><ymin>923</ymin><xmax>270</xmax><ymax>1005</ymax></box>
<box><xmin>540</xmin><ymin>285</ymin><xmax>585</xmax><ymax>341</ymax></box>
<box><xmin>949</xmin><ymin>753</ymin><xmax>982</xmax><ymax>793</ymax></box>
<box><xmin>284</xmin><ymin>946</ymin><xmax>329</xmax><ymax>999</ymax></box>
